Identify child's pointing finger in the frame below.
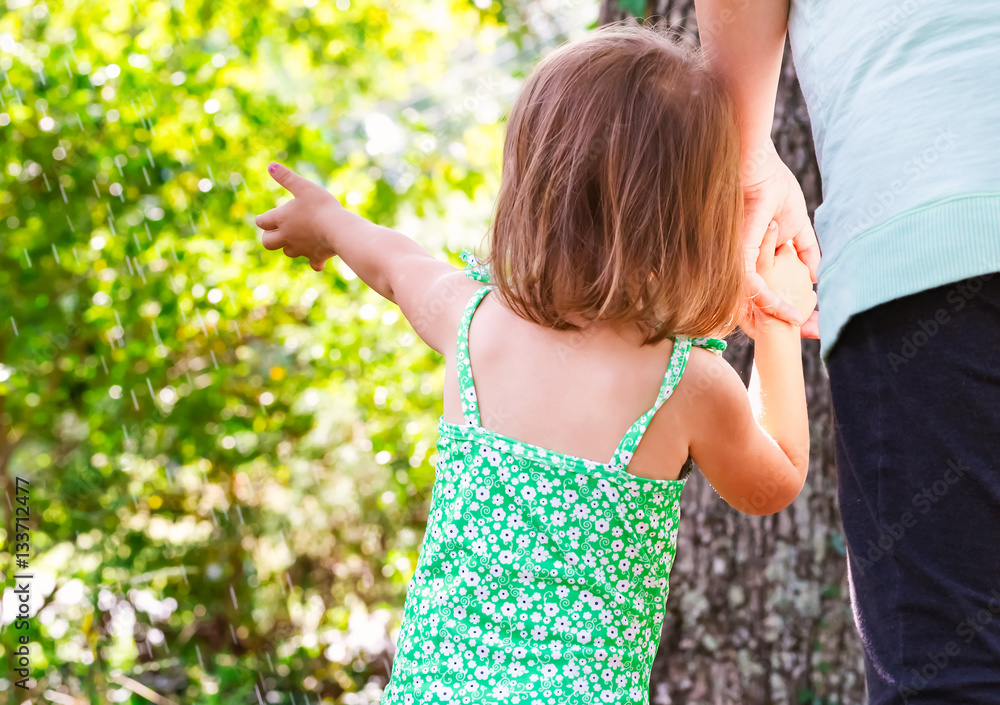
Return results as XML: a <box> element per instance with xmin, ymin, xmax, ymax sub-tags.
<box><xmin>267</xmin><ymin>162</ymin><xmax>312</xmax><ymax>196</ymax></box>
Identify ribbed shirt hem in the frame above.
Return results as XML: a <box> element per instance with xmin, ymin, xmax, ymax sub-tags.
<box><xmin>818</xmin><ymin>193</ymin><xmax>1000</xmax><ymax>360</ymax></box>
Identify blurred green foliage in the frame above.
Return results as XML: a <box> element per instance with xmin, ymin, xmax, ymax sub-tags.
<box><xmin>0</xmin><ymin>0</ymin><xmax>587</xmax><ymax>701</ymax></box>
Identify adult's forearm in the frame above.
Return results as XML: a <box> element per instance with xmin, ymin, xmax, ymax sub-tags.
<box><xmin>695</xmin><ymin>0</ymin><xmax>789</xmax><ymax>164</ymax></box>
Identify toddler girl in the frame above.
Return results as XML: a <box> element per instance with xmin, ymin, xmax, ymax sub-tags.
<box><xmin>255</xmin><ymin>23</ymin><xmax>816</xmax><ymax>705</ymax></box>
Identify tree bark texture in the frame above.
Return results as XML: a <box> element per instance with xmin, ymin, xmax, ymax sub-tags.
<box><xmin>597</xmin><ymin>2</ymin><xmax>867</xmax><ymax>703</ymax></box>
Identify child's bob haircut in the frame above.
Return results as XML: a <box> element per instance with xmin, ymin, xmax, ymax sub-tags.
<box><xmin>486</xmin><ymin>22</ymin><xmax>745</xmax><ymax>344</ymax></box>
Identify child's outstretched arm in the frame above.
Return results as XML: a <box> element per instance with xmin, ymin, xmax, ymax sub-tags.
<box><xmin>254</xmin><ymin>163</ymin><xmax>472</xmax><ymax>355</ymax></box>
<box><xmin>683</xmin><ymin>223</ymin><xmax>815</xmax><ymax>515</ymax></box>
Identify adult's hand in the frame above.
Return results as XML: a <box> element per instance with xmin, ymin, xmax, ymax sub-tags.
<box><xmin>742</xmin><ymin>142</ymin><xmax>821</xmax><ymax>339</ymax></box>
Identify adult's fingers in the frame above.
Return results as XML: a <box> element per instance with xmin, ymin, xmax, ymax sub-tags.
<box><xmin>774</xmin><ymin>241</ymin><xmax>796</xmax><ymax>258</ymax></box>
<box><xmin>267</xmin><ymin>162</ymin><xmax>314</xmax><ymax>197</ymax></box>
<box><xmin>800</xmin><ymin>310</ymin><xmax>820</xmax><ymax>339</ymax></box>
<box><xmin>787</xmin><ymin>205</ymin><xmax>822</xmax><ymax>282</ymax></box>
<box><xmin>309</xmin><ymin>259</ymin><xmax>326</xmax><ymax>272</ymax></box>
<box><xmin>261</xmin><ymin>230</ymin><xmax>286</xmax><ymax>251</ymax></box>
<box><xmin>735</xmin><ymin>297</ymin><xmax>758</xmax><ymax>340</ymax></box>
<box><xmin>282</xmin><ymin>246</ymin><xmax>300</xmax><ymax>259</ymax></box>
<box><xmin>748</xmin><ymin>267</ymin><xmax>803</xmax><ymax>326</ymax></box>
<box><xmin>770</xmin><ymin>173</ymin><xmax>821</xmax><ymax>282</ymax></box>
<box><xmin>754</xmin><ymin>284</ymin><xmax>803</xmax><ymax>326</ymax></box>
<box><xmin>743</xmin><ymin>188</ymin><xmax>779</xmax><ymax>272</ymax></box>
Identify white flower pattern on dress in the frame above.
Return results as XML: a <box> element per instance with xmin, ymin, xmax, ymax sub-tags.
<box><xmin>382</xmin><ymin>283</ymin><xmax>726</xmax><ymax>705</ymax></box>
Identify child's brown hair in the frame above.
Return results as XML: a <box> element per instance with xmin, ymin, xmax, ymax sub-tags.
<box><xmin>486</xmin><ymin>22</ymin><xmax>745</xmax><ymax>344</ymax></box>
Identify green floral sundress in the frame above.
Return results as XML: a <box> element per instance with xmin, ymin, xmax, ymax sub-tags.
<box><xmin>382</xmin><ymin>257</ymin><xmax>725</xmax><ymax>705</ymax></box>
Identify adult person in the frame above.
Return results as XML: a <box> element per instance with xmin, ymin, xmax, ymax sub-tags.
<box><xmin>693</xmin><ymin>0</ymin><xmax>1000</xmax><ymax>701</ymax></box>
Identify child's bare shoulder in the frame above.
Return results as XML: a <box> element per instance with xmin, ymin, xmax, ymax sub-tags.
<box><xmin>403</xmin><ymin>268</ymin><xmax>487</xmax><ymax>357</ymax></box>
<box><xmin>674</xmin><ymin>344</ymin><xmax>749</xmax><ymax>426</ymax></box>
<box><xmin>439</xmin><ymin>270</ymin><xmax>488</xmax><ymax>328</ymax></box>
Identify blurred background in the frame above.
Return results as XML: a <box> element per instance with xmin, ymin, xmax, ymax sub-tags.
<box><xmin>0</xmin><ymin>0</ymin><xmax>864</xmax><ymax>703</ymax></box>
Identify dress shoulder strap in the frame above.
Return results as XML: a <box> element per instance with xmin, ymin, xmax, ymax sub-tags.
<box><xmin>689</xmin><ymin>336</ymin><xmax>727</xmax><ymax>356</ymax></box>
<box><xmin>455</xmin><ymin>285</ymin><xmax>492</xmax><ymax>427</ymax></box>
<box><xmin>459</xmin><ymin>249</ymin><xmax>491</xmax><ymax>283</ymax></box>
<box><xmin>607</xmin><ymin>336</ymin><xmax>693</xmax><ymax>470</ymax></box>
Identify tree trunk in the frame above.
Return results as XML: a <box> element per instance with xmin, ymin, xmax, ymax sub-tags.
<box><xmin>598</xmin><ymin>2</ymin><xmax>866</xmax><ymax>703</ymax></box>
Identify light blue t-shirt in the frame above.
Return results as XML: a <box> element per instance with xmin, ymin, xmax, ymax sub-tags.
<box><xmin>788</xmin><ymin>0</ymin><xmax>1000</xmax><ymax>358</ymax></box>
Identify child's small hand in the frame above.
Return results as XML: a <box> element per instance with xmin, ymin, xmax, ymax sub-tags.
<box><xmin>741</xmin><ymin>221</ymin><xmax>817</xmax><ymax>336</ymax></box>
<box><xmin>763</xmin><ymin>243</ymin><xmax>816</xmax><ymax>322</ymax></box>
<box><xmin>255</xmin><ymin>163</ymin><xmax>341</xmax><ymax>272</ymax></box>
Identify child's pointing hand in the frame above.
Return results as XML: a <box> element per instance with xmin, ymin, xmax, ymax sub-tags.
<box><xmin>255</xmin><ymin>162</ymin><xmax>341</xmax><ymax>272</ymax></box>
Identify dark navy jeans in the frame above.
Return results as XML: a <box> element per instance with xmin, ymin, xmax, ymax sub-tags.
<box><xmin>828</xmin><ymin>273</ymin><xmax>1000</xmax><ymax>704</ymax></box>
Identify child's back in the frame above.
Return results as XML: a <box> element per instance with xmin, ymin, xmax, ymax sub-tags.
<box><xmin>444</xmin><ymin>279</ymin><xmax>705</xmax><ymax>479</ymax></box>
<box><xmin>388</xmin><ymin>276</ymin><xmax>726</xmax><ymax>702</ymax></box>
<box><xmin>256</xmin><ymin>21</ymin><xmax>816</xmax><ymax>705</ymax></box>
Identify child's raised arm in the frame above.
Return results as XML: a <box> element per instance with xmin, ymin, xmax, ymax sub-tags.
<box><xmin>683</xmin><ymin>223</ymin><xmax>815</xmax><ymax>515</ymax></box>
<box><xmin>254</xmin><ymin>163</ymin><xmax>473</xmax><ymax>355</ymax></box>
